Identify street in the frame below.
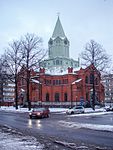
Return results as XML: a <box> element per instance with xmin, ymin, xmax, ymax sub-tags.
<box><xmin>0</xmin><ymin>110</ymin><xmax>113</xmax><ymax>149</ymax></box>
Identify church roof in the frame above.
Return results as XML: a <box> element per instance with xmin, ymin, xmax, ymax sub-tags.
<box><xmin>52</xmin><ymin>16</ymin><xmax>66</xmax><ymax>38</ymax></box>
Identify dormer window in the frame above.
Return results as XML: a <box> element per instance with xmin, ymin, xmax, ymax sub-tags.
<box><xmin>64</xmin><ymin>39</ymin><xmax>68</xmax><ymax>45</ymax></box>
<box><xmin>56</xmin><ymin>60</ymin><xmax>59</xmax><ymax>65</ymax></box>
<box><xmin>56</xmin><ymin>38</ymin><xmax>60</xmax><ymax>44</ymax></box>
<box><xmin>49</xmin><ymin>39</ymin><xmax>53</xmax><ymax>45</ymax></box>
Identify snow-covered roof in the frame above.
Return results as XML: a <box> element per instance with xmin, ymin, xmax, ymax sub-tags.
<box><xmin>31</xmin><ymin>79</ymin><xmax>40</xmax><ymax>84</ymax></box>
<box><xmin>45</xmin><ymin>66</ymin><xmax>68</xmax><ymax>75</ymax></box>
<box><xmin>72</xmin><ymin>79</ymin><xmax>82</xmax><ymax>84</ymax></box>
<box><xmin>21</xmin><ymin>88</ymin><xmax>25</xmax><ymax>92</ymax></box>
<box><xmin>45</xmin><ymin>66</ymin><xmax>79</xmax><ymax>75</ymax></box>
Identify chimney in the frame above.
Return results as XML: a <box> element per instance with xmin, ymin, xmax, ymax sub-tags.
<box><xmin>68</xmin><ymin>67</ymin><xmax>73</xmax><ymax>73</ymax></box>
<box><xmin>40</xmin><ymin>68</ymin><xmax>45</xmax><ymax>74</ymax></box>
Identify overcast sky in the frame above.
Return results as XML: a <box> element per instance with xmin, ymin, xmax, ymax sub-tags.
<box><xmin>0</xmin><ymin>0</ymin><xmax>113</xmax><ymax>61</ymax></box>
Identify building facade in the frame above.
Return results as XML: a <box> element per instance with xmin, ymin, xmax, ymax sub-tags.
<box><xmin>18</xmin><ymin>17</ymin><xmax>104</xmax><ymax>107</ymax></box>
<box><xmin>0</xmin><ymin>70</ymin><xmax>15</xmax><ymax>106</ymax></box>
<box><xmin>102</xmin><ymin>74</ymin><xmax>113</xmax><ymax>106</ymax></box>
<box><xmin>18</xmin><ymin>65</ymin><xmax>104</xmax><ymax>107</ymax></box>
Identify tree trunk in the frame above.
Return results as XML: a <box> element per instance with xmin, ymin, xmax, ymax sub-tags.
<box><xmin>15</xmin><ymin>78</ymin><xmax>18</xmax><ymax>110</ymax></box>
<box><xmin>27</xmin><ymin>70</ymin><xmax>31</xmax><ymax>111</ymax></box>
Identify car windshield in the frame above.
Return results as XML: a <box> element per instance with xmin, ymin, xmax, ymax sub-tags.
<box><xmin>74</xmin><ymin>106</ymin><xmax>83</xmax><ymax>109</ymax></box>
<box><xmin>33</xmin><ymin>108</ymin><xmax>45</xmax><ymax>111</ymax></box>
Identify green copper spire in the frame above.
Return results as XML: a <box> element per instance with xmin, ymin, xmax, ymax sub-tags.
<box><xmin>52</xmin><ymin>16</ymin><xmax>65</xmax><ymax>38</ymax></box>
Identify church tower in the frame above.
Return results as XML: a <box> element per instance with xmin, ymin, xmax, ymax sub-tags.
<box><xmin>48</xmin><ymin>16</ymin><xmax>69</xmax><ymax>59</ymax></box>
<box><xmin>40</xmin><ymin>16</ymin><xmax>79</xmax><ymax>74</ymax></box>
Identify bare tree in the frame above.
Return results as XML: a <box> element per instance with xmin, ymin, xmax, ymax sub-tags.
<box><xmin>80</xmin><ymin>40</ymin><xmax>111</xmax><ymax>110</ymax></box>
<box><xmin>20</xmin><ymin>33</ymin><xmax>46</xmax><ymax>110</ymax></box>
<box><xmin>80</xmin><ymin>40</ymin><xmax>110</xmax><ymax>72</ymax></box>
<box><xmin>4</xmin><ymin>40</ymin><xmax>23</xmax><ymax>109</ymax></box>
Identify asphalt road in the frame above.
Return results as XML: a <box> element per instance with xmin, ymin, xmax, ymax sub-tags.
<box><xmin>0</xmin><ymin>110</ymin><xmax>113</xmax><ymax>149</ymax></box>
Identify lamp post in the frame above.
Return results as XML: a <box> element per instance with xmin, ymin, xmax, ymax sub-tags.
<box><xmin>71</xmin><ymin>83</ymin><xmax>73</xmax><ymax>108</ymax></box>
<box><xmin>76</xmin><ymin>96</ymin><xmax>77</xmax><ymax>106</ymax></box>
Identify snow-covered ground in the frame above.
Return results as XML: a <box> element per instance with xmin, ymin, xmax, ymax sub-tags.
<box><xmin>0</xmin><ymin>105</ymin><xmax>113</xmax><ymax>117</ymax></box>
<box><xmin>0</xmin><ymin>106</ymin><xmax>68</xmax><ymax>113</ymax></box>
<box><xmin>59</xmin><ymin>120</ymin><xmax>113</xmax><ymax>132</ymax></box>
<box><xmin>0</xmin><ymin>126</ymin><xmax>44</xmax><ymax>150</ymax></box>
<box><xmin>0</xmin><ymin>106</ymin><xmax>113</xmax><ymax>150</ymax></box>
<box><xmin>1</xmin><ymin>106</ymin><xmax>113</xmax><ymax>133</ymax></box>
<box><xmin>0</xmin><ymin>105</ymin><xmax>106</xmax><ymax>113</ymax></box>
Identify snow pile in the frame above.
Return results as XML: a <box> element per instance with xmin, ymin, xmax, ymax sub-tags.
<box><xmin>0</xmin><ymin>106</ymin><xmax>69</xmax><ymax>113</ymax></box>
<box><xmin>59</xmin><ymin>120</ymin><xmax>113</xmax><ymax>132</ymax></box>
<box><xmin>0</xmin><ymin>106</ymin><xmax>29</xmax><ymax>113</ymax></box>
<box><xmin>0</xmin><ymin>127</ymin><xmax>44</xmax><ymax>150</ymax></box>
<box><xmin>54</xmin><ymin>140</ymin><xmax>88</xmax><ymax>149</ymax></box>
<box><xmin>49</xmin><ymin>107</ymin><xmax>68</xmax><ymax>113</ymax></box>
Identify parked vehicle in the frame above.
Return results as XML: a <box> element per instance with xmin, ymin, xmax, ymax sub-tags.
<box><xmin>66</xmin><ymin>106</ymin><xmax>85</xmax><ymax>115</ymax></box>
<box><xmin>104</xmin><ymin>106</ymin><xmax>113</xmax><ymax>112</ymax></box>
<box><xmin>29</xmin><ymin>107</ymin><xmax>50</xmax><ymax>119</ymax></box>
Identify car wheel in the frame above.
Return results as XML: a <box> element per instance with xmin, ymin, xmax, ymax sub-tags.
<box><xmin>71</xmin><ymin>111</ymin><xmax>74</xmax><ymax>114</ymax></box>
<box><xmin>41</xmin><ymin>115</ymin><xmax>44</xmax><ymax>118</ymax></box>
<box><xmin>29</xmin><ymin>115</ymin><xmax>32</xmax><ymax>119</ymax></box>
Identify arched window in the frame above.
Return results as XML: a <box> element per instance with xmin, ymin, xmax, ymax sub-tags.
<box><xmin>86</xmin><ymin>92</ymin><xmax>89</xmax><ymax>101</ymax></box>
<box><xmin>55</xmin><ymin>93</ymin><xmax>60</xmax><ymax>102</ymax></box>
<box><xmin>90</xmin><ymin>73</ymin><xmax>94</xmax><ymax>84</ymax></box>
<box><xmin>53</xmin><ymin>60</ymin><xmax>55</xmax><ymax>65</ymax></box>
<box><xmin>85</xmin><ymin>76</ymin><xmax>88</xmax><ymax>84</ymax></box>
<box><xmin>56</xmin><ymin>60</ymin><xmax>59</xmax><ymax>65</ymax></box>
<box><xmin>56</xmin><ymin>38</ymin><xmax>60</xmax><ymax>44</ymax></box>
<box><xmin>56</xmin><ymin>80</ymin><xmax>58</xmax><ymax>85</ymax></box>
<box><xmin>95</xmin><ymin>78</ymin><xmax>98</xmax><ymax>85</ymax></box>
<box><xmin>64</xmin><ymin>93</ymin><xmax>68</xmax><ymax>102</ymax></box>
<box><xmin>46</xmin><ymin>93</ymin><xmax>49</xmax><ymax>102</ymax></box>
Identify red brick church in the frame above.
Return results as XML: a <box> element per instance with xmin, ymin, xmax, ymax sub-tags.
<box><xmin>18</xmin><ymin>17</ymin><xmax>104</xmax><ymax>107</ymax></box>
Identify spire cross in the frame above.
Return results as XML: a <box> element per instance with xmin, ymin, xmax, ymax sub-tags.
<box><xmin>57</xmin><ymin>12</ymin><xmax>60</xmax><ymax>17</ymax></box>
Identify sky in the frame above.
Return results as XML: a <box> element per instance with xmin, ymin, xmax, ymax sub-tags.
<box><xmin>0</xmin><ymin>0</ymin><xmax>113</xmax><ymax>62</ymax></box>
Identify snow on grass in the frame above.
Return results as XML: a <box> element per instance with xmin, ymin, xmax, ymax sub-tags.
<box><xmin>1</xmin><ymin>106</ymin><xmax>113</xmax><ymax>116</ymax></box>
<box><xmin>0</xmin><ymin>106</ymin><xmax>29</xmax><ymax>113</ymax></box>
<box><xmin>49</xmin><ymin>107</ymin><xmax>68</xmax><ymax>113</ymax></box>
<box><xmin>0</xmin><ymin>106</ymin><xmax>68</xmax><ymax>113</ymax></box>
<box><xmin>59</xmin><ymin>120</ymin><xmax>113</xmax><ymax>132</ymax></box>
<box><xmin>68</xmin><ymin>111</ymin><xmax>113</xmax><ymax>117</ymax></box>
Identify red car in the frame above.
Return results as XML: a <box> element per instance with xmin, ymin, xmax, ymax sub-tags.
<box><xmin>29</xmin><ymin>107</ymin><xmax>50</xmax><ymax>119</ymax></box>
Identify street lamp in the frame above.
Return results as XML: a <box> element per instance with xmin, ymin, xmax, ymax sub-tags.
<box><xmin>76</xmin><ymin>96</ymin><xmax>77</xmax><ymax>106</ymax></box>
<box><xmin>71</xmin><ymin>83</ymin><xmax>73</xmax><ymax>108</ymax></box>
